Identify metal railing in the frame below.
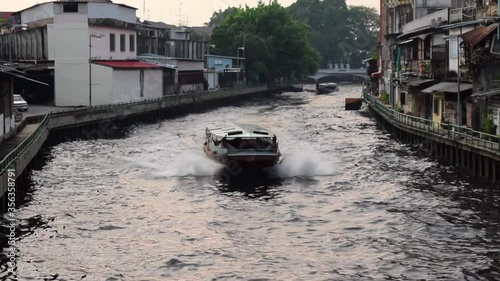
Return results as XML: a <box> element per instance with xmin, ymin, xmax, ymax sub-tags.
<box><xmin>363</xmin><ymin>92</ymin><xmax>500</xmax><ymax>154</ymax></box>
<box><xmin>0</xmin><ymin>84</ymin><xmax>271</xmax><ymax>175</ymax></box>
<box><xmin>0</xmin><ymin>114</ymin><xmax>50</xmax><ymax>174</ymax></box>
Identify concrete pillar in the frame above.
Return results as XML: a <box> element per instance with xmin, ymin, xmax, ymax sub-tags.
<box><xmin>472</xmin><ymin>153</ymin><xmax>476</xmax><ymax>174</ymax></box>
<box><xmin>485</xmin><ymin>157</ymin><xmax>490</xmax><ymax>179</ymax></box>
<box><xmin>479</xmin><ymin>155</ymin><xmax>483</xmax><ymax>177</ymax></box>
<box><xmin>493</xmin><ymin>161</ymin><xmax>498</xmax><ymax>183</ymax></box>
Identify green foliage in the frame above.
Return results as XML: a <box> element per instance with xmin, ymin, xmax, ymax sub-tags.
<box><xmin>422</xmin><ymin>62</ymin><xmax>432</xmax><ymax>73</ymax></box>
<box><xmin>481</xmin><ymin>116</ymin><xmax>495</xmax><ymax>134</ymax></box>
<box><xmin>205</xmin><ymin>7</ymin><xmax>239</xmax><ymax>27</ymax></box>
<box><xmin>379</xmin><ymin>91</ymin><xmax>390</xmax><ymax>104</ymax></box>
<box><xmin>209</xmin><ymin>1</ymin><xmax>320</xmax><ymax>83</ymax></box>
<box><xmin>287</xmin><ymin>0</ymin><xmax>379</xmax><ymax>68</ymax></box>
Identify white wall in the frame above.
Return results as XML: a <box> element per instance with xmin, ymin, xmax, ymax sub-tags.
<box><xmin>206</xmin><ymin>72</ymin><xmax>218</xmax><ymax>90</ymax></box>
<box><xmin>21</xmin><ymin>2</ymin><xmax>54</xmax><ymax>25</ymax></box>
<box><xmin>89</xmin><ymin>26</ymin><xmax>137</xmax><ymax>60</ymax></box>
<box><xmin>53</xmin><ymin>13</ymin><xmax>90</xmax><ymax>106</ymax></box>
<box><xmin>88</xmin><ymin>3</ymin><xmax>136</xmax><ymax>24</ymax></box>
<box><xmin>47</xmin><ymin>24</ymin><xmax>55</xmax><ymax>60</ymax></box>
<box><xmin>5</xmin><ymin>115</ymin><xmax>11</xmax><ymax>135</ymax></box>
<box><xmin>403</xmin><ymin>8</ymin><xmax>448</xmax><ymax>33</ymax></box>
<box><xmin>111</xmin><ymin>69</ymin><xmax>163</xmax><ymax>103</ymax></box>
<box><xmin>91</xmin><ymin>64</ymin><xmax>113</xmax><ymax>106</ymax></box>
<box><xmin>176</xmin><ymin>60</ymin><xmax>204</xmax><ymax>71</ymax></box>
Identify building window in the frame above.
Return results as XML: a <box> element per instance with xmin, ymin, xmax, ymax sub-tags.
<box><xmin>120</xmin><ymin>34</ymin><xmax>126</xmax><ymax>52</ymax></box>
<box><xmin>63</xmin><ymin>3</ymin><xmax>78</xmax><ymax>13</ymax></box>
<box><xmin>129</xmin><ymin>34</ymin><xmax>135</xmax><ymax>52</ymax></box>
<box><xmin>140</xmin><ymin>70</ymin><xmax>144</xmax><ymax>97</ymax></box>
<box><xmin>110</xmin><ymin>33</ymin><xmax>115</xmax><ymax>52</ymax></box>
<box><xmin>214</xmin><ymin>59</ymin><xmax>222</xmax><ymax>65</ymax></box>
<box><xmin>400</xmin><ymin>92</ymin><xmax>406</xmax><ymax>105</ymax></box>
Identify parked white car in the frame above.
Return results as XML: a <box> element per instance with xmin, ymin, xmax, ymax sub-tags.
<box><xmin>14</xmin><ymin>94</ymin><xmax>28</xmax><ymax>112</ymax></box>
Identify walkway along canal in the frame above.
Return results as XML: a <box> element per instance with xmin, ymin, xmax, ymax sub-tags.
<box><xmin>0</xmin><ymin>85</ymin><xmax>290</xmax><ymax>209</ymax></box>
<box><xmin>363</xmin><ymin>91</ymin><xmax>500</xmax><ymax>183</ymax></box>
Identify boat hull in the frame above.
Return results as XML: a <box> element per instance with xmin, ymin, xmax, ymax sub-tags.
<box><xmin>204</xmin><ymin>143</ymin><xmax>280</xmax><ymax>169</ymax></box>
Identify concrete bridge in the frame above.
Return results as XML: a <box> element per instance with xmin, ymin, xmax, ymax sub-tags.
<box><xmin>307</xmin><ymin>66</ymin><xmax>367</xmax><ymax>83</ymax></box>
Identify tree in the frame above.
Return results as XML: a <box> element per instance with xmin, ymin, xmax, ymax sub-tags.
<box><xmin>287</xmin><ymin>0</ymin><xmax>379</xmax><ymax>68</ymax></box>
<box><xmin>204</xmin><ymin>7</ymin><xmax>238</xmax><ymax>27</ymax></box>
<box><xmin>209</xmin><ymin>1</ymin><xmax>320</xmax><ymax>83</ymax></box>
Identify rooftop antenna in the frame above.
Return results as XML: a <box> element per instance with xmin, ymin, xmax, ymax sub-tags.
<box><xmin>143</xmin><ymin>0</ymin><xmax>145</xmax><ymax>21</ymax></box>
<box><xmin>178</xmin><ymin>1</ymin><xmax>183</xmax><ymax>26</ymax></box>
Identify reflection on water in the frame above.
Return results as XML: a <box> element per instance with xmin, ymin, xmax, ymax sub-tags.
<box><xmin>3</xmin><ymin>85</ymin><xmax>500</xmax><ymax>281</ymax></box>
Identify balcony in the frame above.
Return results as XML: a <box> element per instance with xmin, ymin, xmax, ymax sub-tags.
<box><xmin>386</xmin><ymin>0</ymin><xmax>412</xmax><ymax>8</ymax></box>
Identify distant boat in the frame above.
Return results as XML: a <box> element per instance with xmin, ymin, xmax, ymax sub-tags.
<box><xmin>316</xmin><ymin>82</ymin><xmax>339</xmax><ymax>94</ymax></box>
<box><xmin>203</xmin><ymin>122</ymin><xmax>281</xmax><ymax>169</ymax></box>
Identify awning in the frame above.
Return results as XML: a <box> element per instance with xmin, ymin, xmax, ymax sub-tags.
<box><xmin>406</xmin><ymin>79</ymin><xmax>434</xmax><ymax>87</ymax></box>
<box><xmin>460</xmin><ymin>23</ymin><xmax>500</xmax><ymax>47</ymax></box>
<box><xmin>93</xmin><ymin>60</ymin><xmax>163</xmax><ymax>69</ymax></box>
<box><xmin>470</xmin><ymin>88</ymin><xmax>500</xmax><ymax>97</ymax></box>
<box><xmin>397</xmin><ymin>39</ymin><xmax>414</xmax><ymax>45</ymax></box>
<box><xmin>0</xmin><ymin>66</ymin><xmax>49</xmax><ymax>86</ymax></box>
<box><xmin>440</xmin><ymin>19</ymin><xmax>489</xmax><ymax>30</ymax></box>
<box><xmin>421</xmin><ymin>82</ymin><xmax>473</xmax><ymax>93</ymax></box>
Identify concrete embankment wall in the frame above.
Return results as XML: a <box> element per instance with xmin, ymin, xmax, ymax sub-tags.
<box><xmin>0</xmin><ymin>85</ymin><xmax>273</xmax><ymax>208</ymax></box>
<box><xmin>365</xmin><ymin>96</ymin><xmax>500</xmax><ymax>183</ymax></box>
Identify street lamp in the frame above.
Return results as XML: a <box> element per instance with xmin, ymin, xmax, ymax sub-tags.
<box><xmin>444</xmin><ymin>34</ymin><xmax>462</xmax><ymax>126</ymax></box>
<box><xmin>89</xmin><ymin>34</ymin><xmax>104</xmax><ymax>107</ymax></box>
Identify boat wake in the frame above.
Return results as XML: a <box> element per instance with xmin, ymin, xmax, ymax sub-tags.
<box><xmin>135</xmin><ymin>151</ymin><xmax>224</xmax><ymax>178</ymax></box>
<box><xmin>132</xmin><ymin>150</ymin><xmax>339</xmax><ymax>180</ymax></box>
<box><xmin>272</xmin><ymin>151</ymin><xmax>340</xmax><ymax>178</ymax></box>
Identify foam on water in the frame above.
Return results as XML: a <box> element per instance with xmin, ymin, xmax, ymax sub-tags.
<box><xmin>135</xmin><ymin>151</ymin><xmax>223</xmax><ymax>178</ymax></box>
<box><xmin>274</xmin><ymin>151</ymin><xmax>339</xmax><ymax>178</ymax></box>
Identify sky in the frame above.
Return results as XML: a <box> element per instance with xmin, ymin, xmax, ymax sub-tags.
<box><xmin>3</xmin><ymin>0</ymin><xmax>379</xmax><ymax>26</ymax></box>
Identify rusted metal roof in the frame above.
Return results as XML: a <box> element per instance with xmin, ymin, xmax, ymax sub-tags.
<box><xmin>421</xmin><ymin>82</ymin><xmax>473</xmax><ymax>94</ymax></box>
<box><xmin>460</xmin><ymin>23</ymin><xmax>500</xmax><ymax>47</ymax></box>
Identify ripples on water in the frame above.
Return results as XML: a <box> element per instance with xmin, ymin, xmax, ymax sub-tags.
<box><xmin>1</xmin><ymin>85</ymin><xmax>500</xmax><ymax>280</ymax></box>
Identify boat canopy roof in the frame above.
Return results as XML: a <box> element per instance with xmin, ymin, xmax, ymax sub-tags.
<box><xmin>206</xmin><ymin>122</ymin><xmax>276</xmax><ymax>139</ymax></box>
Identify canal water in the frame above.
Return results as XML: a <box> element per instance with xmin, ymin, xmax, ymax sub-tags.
<box><xmin>2</xmin><ymin>85</ymin><xmax>500</xmax><ymax>280</ymax></box>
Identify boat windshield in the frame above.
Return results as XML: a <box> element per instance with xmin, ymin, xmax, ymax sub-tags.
<box><xmin>222</xmin><ymin>137</ymin><xmax>277</xmax><ymax>151</ymax></box>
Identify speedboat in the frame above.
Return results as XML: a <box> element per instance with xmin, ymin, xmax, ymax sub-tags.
<box><xmin>316</xmin><ymin>82</ymin><xmax>339</xmax><ymax>94</ymax></box>
<box><xmin>203</xmin><ymin>122</ymin><xmax>281</xmax><ymax>169</ymax></box>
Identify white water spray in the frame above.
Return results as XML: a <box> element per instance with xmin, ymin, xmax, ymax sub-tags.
<box><xmin>274</xmin><ymin>151</ymin><xmax>340</xmax><ymax>178</ymax></box>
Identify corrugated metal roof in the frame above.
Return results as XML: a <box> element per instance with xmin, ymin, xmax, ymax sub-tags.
<box><xmin>406</xmin><ymin>79</ymin><xmax>434</xmax><ymax>87</ymax></box>
<box><xmin>471</xmin><ymin>88</ymin><xmax>500</xmax><ymax>97</ymax></box>
<box><xmin>460</xmin><ymin>23</ymin><xmax>500</xmax><ymax>47</ymax></box>
<box><xmin>421</xmin><ymin>82</ymin><xmax>473</xmax><ymax>93</ymax></box>
<box><xmin>440</xmin><ymin>19</ymin><xmax>488</xmax><ymax>30</ymax></box>
<box><xmin>93</xmin><ymin>60</ymin><xmax>162</xmax><ymax>69</ymax></box>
